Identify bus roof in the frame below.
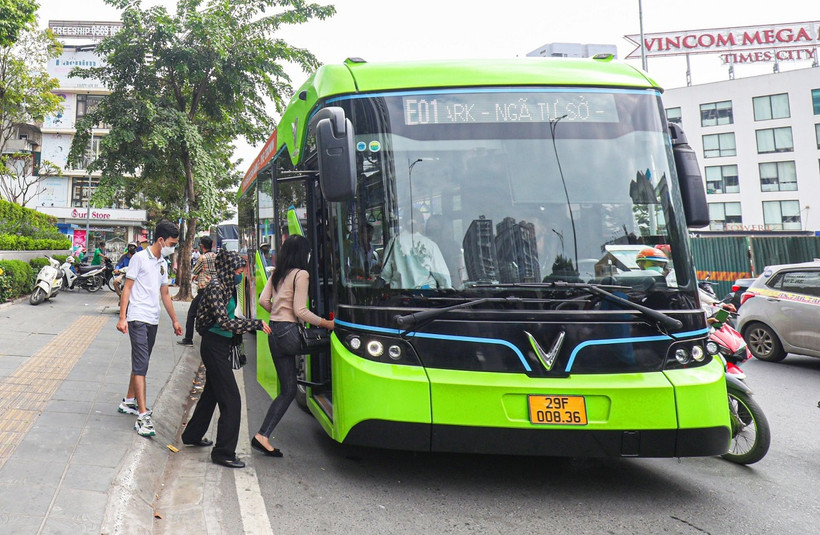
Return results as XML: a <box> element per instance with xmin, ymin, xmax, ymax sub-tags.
<box><xmin>240</xmin><ymin>57</ymin><xmax>658</xmax><ymax>195</ymax></box>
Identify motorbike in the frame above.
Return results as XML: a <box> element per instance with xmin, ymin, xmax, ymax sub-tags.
<box><xmin>704</xmin><ymin>307</ymin><xmax>771</xmax><ymax>465</ymax></box>
<box><xmin>62</xmin><ymin>257</ymin><xmax>106</xmax><ymax>292</ymax></box>
<box><xmin>101</xmin><ymin>257</ymin><xmax>117</xmax><ymax>292</ymax></box>
<box><xmin>30</xmin><ymin>256</ymin><xmax>64</xmax><ymax>305</ymax></box>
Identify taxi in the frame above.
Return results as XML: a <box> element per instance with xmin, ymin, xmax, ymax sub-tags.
<box><xmin>738</xmin><ymin>260</ymin><xmax>820</xmax><ymax>362</ymax></box>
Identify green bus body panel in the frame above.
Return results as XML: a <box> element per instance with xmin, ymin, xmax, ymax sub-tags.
<box><xmin>341</xmin><ymin>58</ymin><xmax>657</xmax><ymax>94</ymax></box>
<box><xmin>255</xmin><ymin>329</ymin><xmax>278</xmax><ymax>400</ymax></box>
<box><xmin>273</xmin><ymin>58</ymin><xmax>658</xmax><ymax>167</ymax></box>
<box><xmin>254</xmin><ymin>252</ymin><xmax>278</xmax><ymax>400</ymax></box>
<box><xmin>331</xmin><ymin>338</ymin><xmax>431</xmax><ymax>443</ymax></box>
<box><xmin>426</xmin><ymin>369</ymin><xmax>677</xmax><ymax>430</ymax></box>
<box><xmin>329</xmin><ymin>343</ymin><xmax>729</xmax><ymax>443</ymax></box>
<box><xmin>664</xmin><ymin>360</ymin><xmax>731</xmax><ymax>429</ymax></box>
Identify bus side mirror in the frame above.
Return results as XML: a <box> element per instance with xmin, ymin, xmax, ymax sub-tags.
<box><xmin>669</xmin><ymin>123</ymin><xmax>709</xmax><ymax>229</ymax></box>
<box><xmin>312</xmin><ymin>107</ymin><xmax>357</xmax><ymax>202</ymax></box>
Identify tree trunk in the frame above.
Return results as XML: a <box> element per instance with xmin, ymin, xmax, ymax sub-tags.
<box><xmin>174</xmin><ymin>216</ymin><xmax>198</xmax><ymax>301</ymax></box>
<box><xmin>174</xmin><ymin>149</ymin><xmax>197</xmax><ymax>301</ymax></box>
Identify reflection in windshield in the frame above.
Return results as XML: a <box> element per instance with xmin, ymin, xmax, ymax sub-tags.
<box><xmin>336</xmin><ymin>88</ymin><xmax>689</xmax><ymax>296</ymax></box>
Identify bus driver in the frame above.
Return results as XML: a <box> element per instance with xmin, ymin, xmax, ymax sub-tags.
<box><xmin>380</xmin><ymin>208</ymin><xmax>451</xmax><ymax>289</ymax></box>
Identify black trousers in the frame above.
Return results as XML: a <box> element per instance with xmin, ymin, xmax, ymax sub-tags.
<box><xmin>182</xmin><ymin>331</ymin><xmax>240</xmax><ymax>461</ymax></box>
<box><xmin>183</xmin><ymin>291</ymin><xmax>203</xmax><ymax>341</ymax></box>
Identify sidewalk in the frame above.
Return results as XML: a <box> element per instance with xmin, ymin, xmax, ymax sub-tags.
<box><xmin>0</xmin><ymin>287</ymin><xmax>200</xmax><ymax>534</ymax></box>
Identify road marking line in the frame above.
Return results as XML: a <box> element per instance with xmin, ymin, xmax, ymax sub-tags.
<box><xmin>0</xmin><ymin>314</ymin><xmax>107</xmax><ymax>470</ymax></box>
<box><xmin>235</xmin><ymin>369</ymin><xmax>274</xmax><ymax>535</ymax></box>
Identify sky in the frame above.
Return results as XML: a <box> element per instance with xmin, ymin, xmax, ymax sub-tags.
<box><xmin>37</xmin><ymin>0</ymin><xmax>820</xmax><ymax>171</ymax></box>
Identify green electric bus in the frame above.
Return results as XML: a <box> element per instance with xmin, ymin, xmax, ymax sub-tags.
<box><xmin>237</xmin><ymin>56</ymin><xmax>731</xmax><ymax>457</ymax></box>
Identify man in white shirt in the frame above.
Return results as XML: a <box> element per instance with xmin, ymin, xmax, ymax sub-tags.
<box><xmin>116</xmin><ymin>220</ymin><xmax>184</xmax><ymax>437</ymax></box>
<box><xmin>380</xmin><ymin>208</ymin><xmax>451</xmax><ymax>289</ymax></box>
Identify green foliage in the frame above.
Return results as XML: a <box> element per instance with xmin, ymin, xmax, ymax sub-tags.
<box><xmin>71</xmin><ymin>0</ymin><xmax>334</xmax><ymax>225</ymax></box>
<box><xmin>0</xmin><ymin>259</ymin><xmax>34</xmax><ymax>298</ymax></box>
<box><xmin>0</xmin><ymin>198</ymin><xmax>71</xmax><ymax>250</ymax></box>
<box><xmin>29</xmin><ymin>257</ymin><xmax>49</xmax><ymax>271</ymax></box>
<box><xmin>0</xmin><ymin>198</ymin><xmax>66</xmax><ymax>238</ymax></box>
<box><xmin>0</xmin><ymin>235</ymin><xmax>70</xmax><ymax>250</ymax></box>
<box><xmin>69</xmin><ymin>0</ymin><xmax>335</xmax><ymax>299</ymax></box>
<box><xmin>0</xmin><ymin>272</ymin><xmax>11</xmax><ymax>302</ymax></box>
<box><xmin>0</xmin><ymin>0</ymin><xmax>37</xmax><ymax>47</ymax></box>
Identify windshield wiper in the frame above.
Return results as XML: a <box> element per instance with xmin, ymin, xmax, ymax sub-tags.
<box><xmin>469</xmin><ymin>281</ymin><xmax>683</xmax><ymax>330</ymax></box>
<box><xmin>394</xmin><ymin>297</ymin><xmax>523</xmax><ymax>330</ymax></box>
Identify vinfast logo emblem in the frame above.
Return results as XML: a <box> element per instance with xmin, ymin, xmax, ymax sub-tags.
<box><xmin>525</xmin><ymin>330</ymin><xmax>565</xmax><ymax>372</ymax></box>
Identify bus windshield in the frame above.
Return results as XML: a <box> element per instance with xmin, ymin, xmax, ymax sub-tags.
<box><xmin>334</xmin><ymin>87</ymin><xmax>691</xmax><ymax>297</ymax></box>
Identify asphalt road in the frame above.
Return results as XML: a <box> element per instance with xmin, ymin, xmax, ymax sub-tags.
<box><xmin>241</xmin><ymin>340</ymin><xmax>820</xmax><ymax>535</ymax></box>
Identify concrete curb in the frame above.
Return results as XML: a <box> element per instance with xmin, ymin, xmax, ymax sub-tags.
<box><xmin>100</xmin><ymin>347</ymin><xmax>202</xmax><ymax>535</ymax></box>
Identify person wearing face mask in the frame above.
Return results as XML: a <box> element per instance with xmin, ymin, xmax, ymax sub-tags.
<box><xmin>184</xmin><ymin>249</ymin><xmax>272</xmax><ymax>468</ymax></box>
<box><xmin>635</xmin><ymin>247</ymin><xmax>670</xmax><ymax>276</ymax></box>
<box><xmin>116</xmin><ymin>220</ymin><xmax>184</xmax><ymax>437</ymax></box>
<box><xmin>112</xmin><ymin>242</ymin><xmax>138</xmax><ymax>298</ymax></box>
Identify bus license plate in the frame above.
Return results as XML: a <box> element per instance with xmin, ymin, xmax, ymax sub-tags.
<box><xmin>528</xmin><ymin>395</ymin><xmax>588</xmax><ymax>425</ymax></box>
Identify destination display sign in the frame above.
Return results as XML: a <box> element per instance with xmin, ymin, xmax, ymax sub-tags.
<box><xmin>402</xmin><ymin>92</ymin><xmax>620</xmax><ymax>126</ymax></box>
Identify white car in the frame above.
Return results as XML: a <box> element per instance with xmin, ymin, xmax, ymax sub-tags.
<box><xmin>737</xmin><ymin>260</ymin><xmax>820</xmax><ymax>362</ymax></box>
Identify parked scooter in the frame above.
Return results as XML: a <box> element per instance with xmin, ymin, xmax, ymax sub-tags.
<box><xmin>62</xmin><ymin>257</ymin><xmax>105</xmax><ymax>292</ymax></box>
<box><xmin>30</xmin><ymin>256</ymin><xmax>64</xmax><ymax>305</ymax></box>
<box><xmin>704</xmin><ymin>307</ymin><xmax>771</xmax><ymax>465</ymax></box>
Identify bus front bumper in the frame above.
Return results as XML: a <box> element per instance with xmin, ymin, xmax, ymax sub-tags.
<box><xmin>343</xmin><ymin>420</ymin><xmax>730</xmax><ymax>457</ymax></box>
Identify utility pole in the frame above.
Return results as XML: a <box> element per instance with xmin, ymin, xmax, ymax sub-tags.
<box><xmin>84</xmin><ymin>130</ymin><xmax>95</xmax><ymax>248</ymax></box>
<box><xmin>639</xmin><ymin>0</ymin><xmax>647</xmax><ymax>72</ymax></box>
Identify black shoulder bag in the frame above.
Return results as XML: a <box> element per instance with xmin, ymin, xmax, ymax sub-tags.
<box><xmin>292</xmin><ymin>270</ymin><xmax>331</xmax><ymax>354</ymax></box>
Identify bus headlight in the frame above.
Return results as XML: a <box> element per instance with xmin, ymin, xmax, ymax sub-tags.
<box><xmin>666</xmin><ymin>341</ymin><xmax>711</xmax><ymax>370</ymax></box>
<box><xmin>387</xmin><ymin>345</ymin><xmax>402</xmax><ymax>360</ymax></box>
<box><xmin>705</xmin><ymin>341</ymin><xmax>718</xmax><ymax>356</ymax></box>
<box><xmin>336</xmin><ymin>326</ymin><xmax>421</xmax><ymax>366</ymax></box>
<box><xmin>366</xmin><ymin>340</ymin><xmax>384</xmax><ymax>358</ymax></box>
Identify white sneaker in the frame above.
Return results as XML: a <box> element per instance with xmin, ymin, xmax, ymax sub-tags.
<box><xmin>117</xmin><ymin>398</ymin><xmax>138</xmax><ymax>415</ymax></box>
<box><xmin>134</xmin><ymin>414</ymin><xmax>156</xmax><ymax>437</ymax></box>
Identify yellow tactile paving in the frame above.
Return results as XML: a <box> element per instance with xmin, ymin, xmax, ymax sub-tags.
<box><xmin>0</xmin><ymin>314</ymin><xmax>107</xmax><ymax>470</ymax></box>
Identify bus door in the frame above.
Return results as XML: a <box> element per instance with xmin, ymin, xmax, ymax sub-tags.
<box><xmin>273</xmin><ymin>170</ymin><xmax>334</xmax><ymax>417</ymax></box>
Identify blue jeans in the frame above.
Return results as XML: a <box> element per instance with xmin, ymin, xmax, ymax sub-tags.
<box><xmin>257</xmin><ymin>322</ymin><xmax>300</xmax><ymax>438</ymax></box>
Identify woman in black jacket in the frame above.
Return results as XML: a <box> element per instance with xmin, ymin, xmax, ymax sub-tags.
<box><xmin>182</xmin><ymin>250</ymin><xmax>271</xmax><ymax>468</ymax></box>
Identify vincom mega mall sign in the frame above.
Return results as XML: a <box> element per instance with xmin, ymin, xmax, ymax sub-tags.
<box><xmin>625</xmin><ymin>21</ymin><xmax>820</xmax><ymax>64</ymax></box>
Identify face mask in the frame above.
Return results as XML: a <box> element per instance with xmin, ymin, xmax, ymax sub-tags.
<box><xmin>160</xmin><ymin>239</ymin><xmax>177</xmax><ymax>258</ymax></box>
<box><xmin>647</xmin><ymin>265</ymin><xmax>664</xmax><ymax>274</ymax></box>
<box><xmin>234</xmin><ymin>273</ymin><xmax>243</xmax><ymax>285</ymax></box>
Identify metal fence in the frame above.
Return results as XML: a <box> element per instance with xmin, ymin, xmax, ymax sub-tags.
<box><xmin>689</xmin><ymin>235</ymin><xmax>820</xmax><ymax>299</ymax></box>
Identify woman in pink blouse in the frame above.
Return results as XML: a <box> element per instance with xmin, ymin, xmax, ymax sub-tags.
<box><xmin>253</xmin><ymin>235</ymin><xmax>334</xmax><ymax>457</ymax></box>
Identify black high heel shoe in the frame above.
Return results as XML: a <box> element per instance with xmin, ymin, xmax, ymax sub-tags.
<box><xmin>251</xmin><ymin>436</ymin><xmax>283</xmax><ymax>457</ymax></box>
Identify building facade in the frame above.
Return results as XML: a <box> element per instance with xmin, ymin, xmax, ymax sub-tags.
<box><xmin>662</xmin><ymin>67</ymin><xmax>820</xmax><ymax>234</ymax></box>
<box><xmin>33</xmin><ymin>23</ymin><xmax>146</xmax><ymax>254</ymax></box>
